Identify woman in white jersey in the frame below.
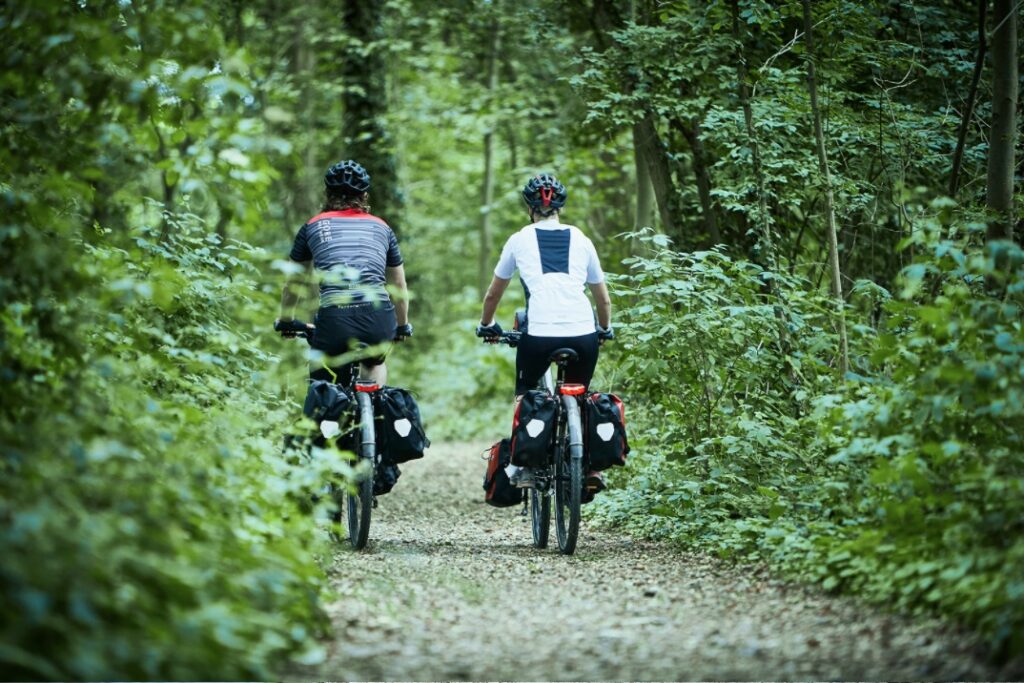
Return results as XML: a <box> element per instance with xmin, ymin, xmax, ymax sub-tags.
<box><xmin>476</xmin><ymin>174</ymin><xmax>613</xmax><ymax>488</ymax></box>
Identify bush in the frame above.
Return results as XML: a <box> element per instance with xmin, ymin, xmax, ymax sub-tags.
<box><xmin>591</xmin><ymin>230</ymin><xmax>1024</xmax><ymax>658</ymax></box>
<box><xmin>0</xmin><ymin>216</ymin><xmax>336</xmax><ymax>679</ymax></box>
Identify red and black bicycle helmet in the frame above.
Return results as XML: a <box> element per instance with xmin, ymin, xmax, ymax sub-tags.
<box><xmin>324</xmin><ymin>159</ymin><xmax>371</xmax><ymax>194</ymax></box>
<box><xmin>522</xmin><ymin>174</ymin><xmax>567</xmax><ymax>212</ymax></box>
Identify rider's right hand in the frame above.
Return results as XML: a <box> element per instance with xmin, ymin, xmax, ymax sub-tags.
<box><xmin>597</xmin><ymin>325</ymin><xmax>615</xmax><ymax>344</ymax></box>
<box><xmin>476</xmin><ymin>321</ymin><xmax>503</xmax><ymax>339</ymax></box>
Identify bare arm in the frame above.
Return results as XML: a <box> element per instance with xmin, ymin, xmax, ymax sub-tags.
<box><xmin>279</xmin><ymin>261</ymin><xmax>313</xmax><ymax>321</ymax></box>
<box><xmin>589</xmin><ymin>281</ymin><xmax>612</xmax><ymax>329</ymax></box>
<box><xmin>480</xmin><ymin>275</ymin><xmax>511</xmax><ymax>325</ymax></box>
<box><xmin>386</xmin><ymin>264</ymin><xmax>409</xmax><ymax>326</ymax></box>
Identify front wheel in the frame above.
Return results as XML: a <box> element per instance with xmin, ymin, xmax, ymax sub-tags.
<box><xmin>554</xmin><ymin>396</ymin><xmax>583</xmax><ymax>555</ymax></box>
<box><xmin>346</xmin><ymin>392</ymin><xmax>375</xmax><ymax>550</ymax></box>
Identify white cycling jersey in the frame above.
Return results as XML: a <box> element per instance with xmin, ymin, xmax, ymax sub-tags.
<box><xmin>494</xmin><ymin>217</ymin><xmax>605</xmax><ymax>338</ymax></box>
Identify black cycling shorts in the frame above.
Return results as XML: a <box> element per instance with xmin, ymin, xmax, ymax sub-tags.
<box><xmin>515</xmin><ymin>332</ymin><xmax>600</xmax><ymax>395</ymax></box>
<box><xmin>309</xmin><ymin>302</ymin><xmax>396</xmax><ymax>382</ymax></box>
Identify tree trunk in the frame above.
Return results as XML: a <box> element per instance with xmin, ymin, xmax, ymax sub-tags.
<box><xmin>803</xmin><ymin>0</ymin><xmax>850</xmax><ymax>377</ymax></box>
<box><xmin>297</xmin><ymin>2</ymin><xmax>319</xmax><ymax>217</ymax></box>
<box><xmin>986</xmin><ymin>0</ymin><xmax>1018</xmax><ymax>241</ymax></box>
<box><xmin>591</xmin><ymin>0</ymin><xmax>677</xmax><ymax>239</ymax></box>
<box><xmin>342</xmin><ymin>0</ymin><xmax>404</xmax><ymax>232</ymax></box>
<box><xmin>479</xmin><ymin>14</ymin><xmax>501</xmax><ymax>297</ymax></box>
<box><xmin>731</xmin><ymin>0</ymin><xmax>791</xmax><ymax>360</ymax></box>
<box><xmin>731</xmin><ymin>0</ymin><xmax>772</xmax><ymax>259</ymax></box>
<box><xmin>633</xmin><ymin>114</ymin><xmax>678</xmax><ymax>239</ymax></box>
<box><xmin>949</xmin><ymin>0</ymin><xmax>988</xmax><ymax>197</ymax></box>
<box><xmin>632</xmin><ymin>125</ymin><xmax>654</xmax><ymax>230</ymax></box>
<box><xmin>673</xmin><ymin>117</ymin><xmax>721</xmax><ymax>246</ymax></box>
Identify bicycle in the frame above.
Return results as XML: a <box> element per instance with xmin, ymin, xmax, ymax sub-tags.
<box><xmin>481</xmin><ymin>327</ymin><xmax>588</xmax><ymax>555</ymax></box>
<box><xmin>275</xmin><ymin>319</ymin><xmax>378</xmax><ymax>550</ymax></box>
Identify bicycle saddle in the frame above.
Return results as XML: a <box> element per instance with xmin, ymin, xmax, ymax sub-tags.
<box><xmin>549</xmin><ymin>347</ymin><xmax>580</xmax><ymax>364</ymax></box>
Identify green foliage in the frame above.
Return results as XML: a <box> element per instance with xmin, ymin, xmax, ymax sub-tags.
<box><xmin>590</xmin><ymin>228</ymin><xmax>1024</xmax><ymax>657</ymax></box>
<box><xmin>0</xmin><ymin>2</ymin><xmax>335</xmax><ymax>678</ymax></box>
<box><xmin>1</xmin><ymin>217</ymin><xmax>337</xmax><ymax>679</ymax></box>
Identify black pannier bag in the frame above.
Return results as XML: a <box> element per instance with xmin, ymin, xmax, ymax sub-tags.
<box><xmin>585</xmin><ymin>393</ymin><xmax>629</xmax><ymax>471</ymax></box>
<box><xmin>303</xmin><ymin>380</ymin><xmax>350</xmax><ymax>422</ymax></box>
<box><xmin>510</xmin><ymin>389</ymin><xmax>557</xmax><ymax>467</ymax></box>
<box><xmin>376</xmin><ymin>386</ymin><xmax>430</xmax><ymax>464</ymax></box>
<box><xmin>483</xmin><ymin>439</ymin><xmax>523</xmax><ymax>507</ymax></box>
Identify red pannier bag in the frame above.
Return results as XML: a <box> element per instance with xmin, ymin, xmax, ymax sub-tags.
<box><xmin>483</xmin><ymin>439</ymin><xmax>523</xmax><ymax>508</ymax></box>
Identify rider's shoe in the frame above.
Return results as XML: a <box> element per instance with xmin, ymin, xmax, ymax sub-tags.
<box><xmin>582</xmin><ymin>470</ymin><xmax>606</xmax><ymax>504</ymax></box>
<box><xmin>510</xmin><ymin>466</ymin><xmax>535</xmax><ymax>488</ymax></box>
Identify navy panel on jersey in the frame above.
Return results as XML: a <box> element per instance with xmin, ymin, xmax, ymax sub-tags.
<box><xmin>535</xmin><ymin>229</ymin><xmax>570</xmax><ymax>274</ymax></box>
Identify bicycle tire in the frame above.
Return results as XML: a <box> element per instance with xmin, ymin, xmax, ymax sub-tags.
<box><xmin>347</xmin><ymin>391</ymin><xmax>375</xmax><ymax>550</ymax></box>
<box><xmin>530</xmin><ymin>487</ymin><xmax>550</xmax><ymax>548</ymax></box>
<box><xmin>554</xmin><ymin>395</ymin><xmax>583</xmax><ymax>555</ymax></box>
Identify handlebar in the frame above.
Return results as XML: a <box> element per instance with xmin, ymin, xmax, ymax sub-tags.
<box><xmin>275</xmin><ymin>319</ymin><xmax>313</xmax><ymax>339</ymax></box>
<box><xmin>275</xmin><ymin>319</ymin><xmax>413</xmax><ymax>343</ymax></box>
<box><xmin>480</xmin><ymin>330</ymin><xmax>521</xmax><ymax>348</ymax></box>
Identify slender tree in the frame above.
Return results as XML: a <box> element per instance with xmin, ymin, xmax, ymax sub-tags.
<box><xmin>479</xmin><ymin>10</ymin><xmax>501</xmax><ymax>296</ymax></box>
<box><xmin>949</xmin><ymin>0</ymin><xmax>988</xmax><ymax>197</ymax></box>
<box><xmin>672</xmin><ymin>115</ymin><xmax>721</xmax><ymax>245</ymax></box>
<box><xmin>802</xmin><ymin>0</ymin><xmax>850</xmax><ymax>377</ymax></box>
<box><xmin>632</xmin><ymin>127</ymin><xmax>655</xmax><ymax>230</ymax></box>
<box><xmin>986</xmin><ymin>0</ymin><xmax>1018</xmax><ymax>241</ymax></box>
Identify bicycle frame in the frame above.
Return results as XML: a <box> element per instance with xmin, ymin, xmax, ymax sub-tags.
<box><xmin>279</xmin><ymin>321</ymin><xmax>377</xmax><ymax>550</ymax></box>
<box><xmin>480</xmin><ymin>327</ymin><xmax>586</xmax><ymax>554</ymax></box>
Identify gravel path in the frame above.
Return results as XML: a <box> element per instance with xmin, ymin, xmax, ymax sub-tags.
<box><xmin>312</xmin><ymin>442</ymin><xmax>1000</xmax><ymax>681</ymax></box>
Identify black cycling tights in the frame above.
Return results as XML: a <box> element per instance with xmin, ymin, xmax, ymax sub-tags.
<box><xmin>514</xmin><ymin>332</ymin><xmax>599</xmax><ymax>394</ymax></box>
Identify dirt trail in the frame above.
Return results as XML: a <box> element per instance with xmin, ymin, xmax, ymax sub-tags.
<box><xmin>312</xmin><ymin>442</ymin><xmax>997</xmax><ymax>681</ymax></box>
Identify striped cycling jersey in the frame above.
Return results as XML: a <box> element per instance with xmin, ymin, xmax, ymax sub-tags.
<box><xmin>289</xmin><ymin>209</ymin><xmax>403</xmax><ymax>306</ymax></box>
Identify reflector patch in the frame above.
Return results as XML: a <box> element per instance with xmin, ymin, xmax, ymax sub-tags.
<box><xmin>320</xmin><ymin>420</ymin><xmax>341</xmax><ymax>439</ymax></box>
<box><xmin>596</xmin><ymin>422</ymin><xmax>615</xmax><ymax>441</ymax></box>
<box><xmin>526</xmin><ymin>419</ymin><xmax>546</xmax><ymax>437</ymax></box>
<box><xmin>393</xmin><ymin>418</ymin><xmax>412</xmax><ymax>437</ymax></box>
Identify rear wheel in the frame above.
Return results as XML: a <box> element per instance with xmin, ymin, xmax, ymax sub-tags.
<box><xmin>554</xmin><ymin>396</ymin><xmax>583</xmax><ymax>555</ymax></box>
<box><xmin>346</xmin><ymin>393</ymin><xmax>375</xmax><ymax>550</ymax></box>
<box><xmin>530</xmin><ymin>487</ymin><xmax>550</xmax><ymax>548</ymax></box>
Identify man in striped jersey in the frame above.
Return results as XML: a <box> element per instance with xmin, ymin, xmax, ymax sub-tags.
<box><xmin>278</xmin><ymin>159</ymin><xmax>411</xmax><ymax>385</ymax></box>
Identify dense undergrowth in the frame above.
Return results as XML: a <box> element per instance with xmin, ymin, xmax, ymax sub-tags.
<box><xmin>0</xmin><ymin>216</ymin><xmax>339</xmax><ymax>678</ymax></box>
<box><xmin>589</xmin><ymin>226</ymin><xmax>1024</xmax><ymax>658</ymax></box>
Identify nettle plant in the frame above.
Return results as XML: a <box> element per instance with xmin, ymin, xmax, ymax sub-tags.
<box><xmin>599</xmin><ymin>232</ymin><xmax>842</xmax><ymax>532</ymax></box>
<box><xmin>812</xmin><ymin>236</ymin><xmax>1024</xmax><ymax>653</ymax></box>
<box><xmin>594</xmin><ymin>227</ymin><xmax>1024</xmax><ymax>656</ymax></box>
<box><xmin>1</xmin><ymin>214</ymin><xmax>337</xmax><ymax>679</ymax></box>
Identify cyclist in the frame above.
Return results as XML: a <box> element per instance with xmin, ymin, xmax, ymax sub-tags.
<box><xmin>476</xmin><ymin>173</ymin><xmax>613</xmax><ymax>491</ymax></box>
<box><xmin>277</xmin><ymin>159</ymin><xmax>411</xmax><ymax>385</ymax></box>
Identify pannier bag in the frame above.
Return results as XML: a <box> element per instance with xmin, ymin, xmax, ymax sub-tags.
<box><xmin>376</xmin><ymin>386</ymin><xmax>430</xmax><ymax>464</ymax></box>
<box><xmin>510</xmin><ymin>389</ymin><xmax>557</xmax><ymax>467</ymax></box>
<box><xmin>374</xmin><ymin>461</ymin><xmax>401</xmax><ymax>496</ymax></box>
<box><xmin>303</xmin><ymin>380</ymin><xmax>350</xmax><ymax>422</ymax></box>
<box><xmin>585</xmin><ymin>393</ymin><xmax>629</xmax><ymax>471</ymax></box>
<box><xmin>483</xmin><ymin>439</ymin><xmax>523</xmax><ymax>507</ymax></box>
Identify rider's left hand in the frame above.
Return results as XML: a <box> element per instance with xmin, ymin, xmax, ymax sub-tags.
<box><xmin>394</xmin><ymin>323</ymin><xmax>413</xmax><ymax>342</ymax></box>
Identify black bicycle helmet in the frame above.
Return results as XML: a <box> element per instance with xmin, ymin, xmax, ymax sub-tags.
<box><xmin>324</xmin><ymin>159</ymin><xmax>371</xmax><ymax>194</ymax></box>
<box><xmin>522</xmin><ymin>174</ymin><xmax>567</xmax><ymax>212</ymax></box>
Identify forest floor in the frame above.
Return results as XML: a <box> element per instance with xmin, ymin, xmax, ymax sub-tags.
<box><xmin>307</xmin><ymin>442</ymin><xmax>1001</xmax><ymax>681</ymax></box>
